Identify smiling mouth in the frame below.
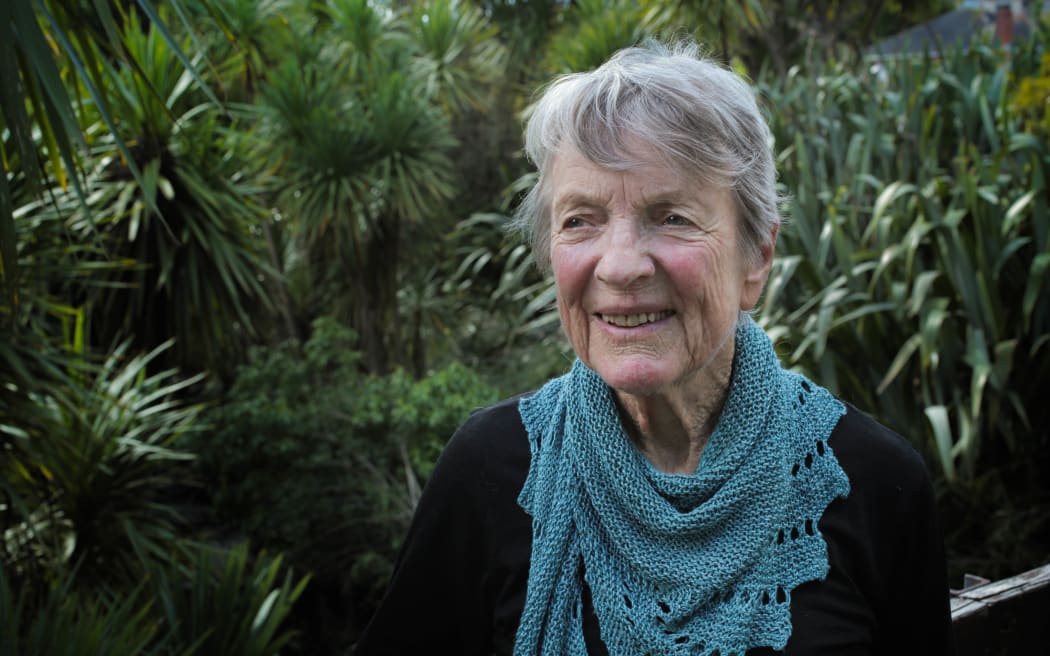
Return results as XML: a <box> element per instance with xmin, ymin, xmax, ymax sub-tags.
<box><xmin>599</xmin><ymin>310</ymin><xmax>675</xmax><ymax>328</ymax></box>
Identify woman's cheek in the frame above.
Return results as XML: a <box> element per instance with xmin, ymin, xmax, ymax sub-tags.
<box><xmin>552</xmin><ymin>248</ymin><xmax>592</xmax><ymax>352</ymax></box>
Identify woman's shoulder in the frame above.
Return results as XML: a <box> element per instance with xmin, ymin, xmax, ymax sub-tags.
<box><xmin>454</xmin><ymin>393</ymin><xmax>530</xmax><ymax>439</ymax></box>
<box><xmin>828</xmin><ymin>401</ymin><xmax>935</xmax><ymax>494</ymax></box>
<box><xmin>433</xmin><ymin>393</ymin><xmax>533</xmax><ymax>489</ymax></box>
<box><xmin>821</xmin><ymin>401</ymin><xmax>943</xmax><ymax>569</ymax></box>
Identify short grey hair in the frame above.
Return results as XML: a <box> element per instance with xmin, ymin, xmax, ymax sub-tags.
<box><xmin>513</xmin><ymin>40</ymin><xmax>781</xmax><ymax>271</ymax></box>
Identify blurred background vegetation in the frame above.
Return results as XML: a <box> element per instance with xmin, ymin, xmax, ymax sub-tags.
<box><xmin>1</xmin><ymin>0</ymin><xmax>1047</xmax><ymax>653</ymax></box>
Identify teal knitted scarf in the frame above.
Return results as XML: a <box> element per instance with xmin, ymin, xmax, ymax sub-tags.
<box><xmin>515</xmin><ymin>316</ymin><xmax>850</xmax><ymax>656</ymax></box>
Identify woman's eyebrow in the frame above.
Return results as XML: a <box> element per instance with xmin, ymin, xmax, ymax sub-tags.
<box><xmin>643</xmin><ymin>191</ymin><xmax>712</xmax><ymax>212</ymax></box>
<box><xmin>552</xmin><ymin>191</ymin><xmax>606</xmax><ymax>213</ymax></box>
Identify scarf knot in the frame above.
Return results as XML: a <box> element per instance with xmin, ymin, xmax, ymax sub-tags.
<box><xmin>515</xmin><ymin>317</ymin><xmax>850</xmax><ymax>656</ymax></box>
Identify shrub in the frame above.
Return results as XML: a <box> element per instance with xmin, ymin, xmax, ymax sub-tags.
<box><xmin>193</xmin><ymin>316</ymin><xmax>497</xmax><ymax>648</ymax></box>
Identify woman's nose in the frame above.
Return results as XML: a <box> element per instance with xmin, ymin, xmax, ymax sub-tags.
<box><xmin>595</xmin><ymin>221</ymin><xmax>655</xmax><ymax>287</ymax></box>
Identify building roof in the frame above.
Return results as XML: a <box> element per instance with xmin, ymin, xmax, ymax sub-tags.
<box><xmin>869</xmin><ymin>7</ymin><xmax>1033</xmax><ymax>58</ymax></box>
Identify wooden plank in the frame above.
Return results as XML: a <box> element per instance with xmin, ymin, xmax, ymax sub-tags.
<box><xmin>950</xmin><ymin>563</ymin><xmax>1050</xmax><ymax>656</ymax></box>
<box><xmin>951</xmin><ymin>563</ymin><xmax>1050</xmax><ymax>618</ymax></box>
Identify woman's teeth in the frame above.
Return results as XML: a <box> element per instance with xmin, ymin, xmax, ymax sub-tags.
<box><xmin>600</xmin><ymin>311</ymin><xmax>673</xmax><ymax>327</ymax></box>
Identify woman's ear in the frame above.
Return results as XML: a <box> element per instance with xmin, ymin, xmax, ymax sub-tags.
<box><xmin>740</xmin><ymin>223</ymin><xmax>779</xmax><ymax>311</ymax></box>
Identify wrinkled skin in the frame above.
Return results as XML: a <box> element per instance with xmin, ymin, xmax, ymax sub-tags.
<box><xmin>548</xmin><ymin>146</ymin><xmax>776</xmax><ymax>472</ymax></box>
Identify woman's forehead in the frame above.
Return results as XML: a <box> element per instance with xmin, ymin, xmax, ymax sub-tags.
<box><xmin>548</xmin><ymin>146</ymin><xmax>730</xmax><ymax>212</ymax></box>
<box><xmin>547</xmin><ymin>135</ymin><xmax>729</xmax><ymax>188</ymax></box>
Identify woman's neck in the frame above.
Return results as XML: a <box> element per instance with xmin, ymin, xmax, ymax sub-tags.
<box><xmin>614</xmin><ymin>352</ymin><xmax>734</xmax><ymax>475</ymax></box>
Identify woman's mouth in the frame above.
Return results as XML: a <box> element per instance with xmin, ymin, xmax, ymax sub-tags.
<box><xmin>598</xmin><ymin>310</ymin><xmax>675</xmax><ymax>328</ymax></box>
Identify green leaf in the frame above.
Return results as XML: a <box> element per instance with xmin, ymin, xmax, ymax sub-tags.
<box><xmin>877</xmin><ymin>333</ymin><xmax>921</xmax><ymax>394</ymax></box>
<box><xmin>1003</xmin><ymin>188</ymin><xmax>1039</xmax><ymax>235</ymax></box>
<box><xmin>250</xmin><ymin>589</ymin><xmax>280</xmax><ymax>634</ymax></box>
<box><xmin>33</xmin><ymin>0</ymin><xmax>155</xmax><ymax>221</ymax></box>
<box><xmin>924</xmin><ymin>405</ymin><xmax>957</xmax><ymax>481</ymax></box>
<box><xmin>0</xmin><ymin>165</ymin><xmax>17</xmax><ymax>314</ymax></box>
<box><xmin>132</xmin><ymin>0</ymin><xmax>222</xmax><ymax>108</ymax></box>
<box><xmin>1022</xmin><ymin>253</ymin><xmax>1050</xmax><ymax>325</ymax></box>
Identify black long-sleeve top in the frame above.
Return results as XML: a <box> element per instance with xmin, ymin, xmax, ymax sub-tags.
<box><xmin>354</xmin><ymin>395</ymin><xmax>955</xmax><ymax>655</ymax></box>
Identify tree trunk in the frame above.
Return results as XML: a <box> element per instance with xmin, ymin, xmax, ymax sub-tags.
<box><xmin>350</xmin><ymin>216</ymin><xmax>401</xmax><ymax>375</ymax></box>
<box><xmin>262</xmin><ymin>220</ymin><xmax>300</xmax><ymax>344</ymax></box>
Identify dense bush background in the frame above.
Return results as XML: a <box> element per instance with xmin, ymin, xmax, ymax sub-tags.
<box><xmin>758</xmin><ymin>37</ymin><xmax>1050</xmax><ymax>579</ymax></box>
<box><xmin>2</xmin><ymin>0</ymin><xmax>1047</xmax><ymax>653</ymax></box>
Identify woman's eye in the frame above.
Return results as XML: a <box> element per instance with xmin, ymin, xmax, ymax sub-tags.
<box><xmin>563</xmin><ymin>216</ymin><xmax>587</xmax><ymax>229</ymax></box>
<box><xmin>662</xmin><ymin>214</ymin><xmax>690</xmax><ymax>226</ymax></box>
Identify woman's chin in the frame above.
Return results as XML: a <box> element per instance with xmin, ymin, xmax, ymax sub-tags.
<box><xmin>591</xmin><ymin>357</ymin><xmax>679</xmax><ymax>397</ymax></box>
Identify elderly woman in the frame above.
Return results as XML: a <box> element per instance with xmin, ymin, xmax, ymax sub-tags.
<box><xmin>354</xmin><ymin>41</ymin><xmax>954</xmax><ymax>656</ymax></box>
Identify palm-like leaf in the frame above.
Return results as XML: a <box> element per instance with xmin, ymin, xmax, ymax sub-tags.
<box><xmin>439</xmin><ymin>209</ymin><xmax>568</xmax><ymax>393</ymax></box>
<box><xmin>0</xmin><ymin>538</ymin><xmax>309</xmax><ymax>656</ymax></box>
<box><xmin>368</xmin><ymin>71</ymin><xmax>459</xmax><ymax>221</ymax></box>
<box><xmin>760</xmin><ymin>40</ymin><xmax>1050</xmax><ymax>483</ymax></box>
<box><xmin>408</xmin><ymin>0</ymin><xmax>507</xmax><ymax>114</ymax></box>
<box><xmin>1</xmin><ymin>5</ymin><xmax>239</xmax><ymax>529</ymax></box>
<box><xmin>326</xmin><ymin>0</ymin><xmax>408</xmax><ymax>82</ymax></box>
<box><xmin>675</xmin><ymin>0</ymin><xmax>768</xmax><ymax>62</ymax></box>
<box><xmin>191</xmin><ymin>0</ymin><xmax>298</xmax><ymax>102</ymax></box>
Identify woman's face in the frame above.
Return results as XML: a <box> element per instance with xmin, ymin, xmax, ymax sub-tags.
<box><xmin>548</xmin><ymin>146</ymin><xmax>773</xmax><ymax>397</ymax></box>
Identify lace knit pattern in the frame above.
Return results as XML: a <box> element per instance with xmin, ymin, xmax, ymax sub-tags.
<box><xmin>515</xmin><ymin>317</ymin><xmax>850</xmax><ymax>656</ymax></box>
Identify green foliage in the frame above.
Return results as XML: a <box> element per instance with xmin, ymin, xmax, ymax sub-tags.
<box><xmin>256</xmin><ymin>0</ymin><xmax>508</xmax><ymax>374</ymax></box>
<box><xmin>2</xmin><ymin>3</ymin><xmax>312</xmax><ymax>650</ymax></box>
<box><xmin>193</xmin><ymin>316</ymin><xmax>497</xmax><ymax>641</ymax></box>
<box><xmin>74</xmin><ymin>13</ymin><xmax>272</xmax><ymax>375</ymax></box>
<box><xmin>0</xmin><ymin>0</ymin><xmax>217</xmax><ymax>322</ymax></box>
<box><xmin>0</xmin><ymin>566</ymin><xmax>158</xmax><ymax>656</ymax></box>
<box><xmin>444</xmin><ymin>210</ymin><xmax>570</xmax><ymax>395</ymax></box>
<box><xmin>756</xmin><ymin>33</ymin><xmax>1050</xmax><ymax>579</ymax></box>
<box><xmin>7</xmin><ymin>9</ymin><xmax>275</xmax><ymax>377</ymax></box>
<box><xmin>150</xmin><ymin>543</ymin><xmax>308</xmax><ymax>656</ymax></box>
<box><xmin>541</xmin><ymin>0</ymin><xmax>672</xmax><ymax>74</ymax></box>
<box><xmin>409</xmin><ymin>0</ymin><xmax>506</xmax><ymax>113</ymax></box>
<box><xmin>1</xmin><ymin>340</ymin><xmax>204</xmax><ymax>586</ymax></box>
<box><xmin>0</xmin><ymin>186</ymin><xmax>121</xmax><ymax>461</ymax></box>
<box><xmin>0</xmin><ymin>335</ymin><xmax>307</xmax><ymax>655</ymax></box>
<box><xmin>673</xmin><ymin>0</ymin><xmax>768</xmax><ymax>64</ymax></box>
<box><xmin>726</xmin><ymin>0</ymin><xmax>956</xmax><ymax>74</ymax></box>
<box><xmin>189</xmin><ymin>0</ymin><xmax>299</xmax><ymax>103</ymax></box>
<box><xmin>1010</xmin><ymin>17</ymin><xmax>1050</xmax><ymax>137</ymax></box>
<box><xmin>0</xmin><ymin>542</ymin><xmax>308</xmax><ymax>656</ymax></box>
<box><xmin>249</xmin><ymin>0</ymin><xmax>512</xmax><ymax>373</ymax></box>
